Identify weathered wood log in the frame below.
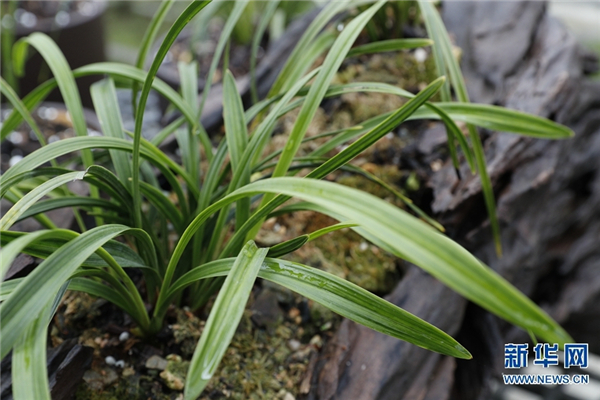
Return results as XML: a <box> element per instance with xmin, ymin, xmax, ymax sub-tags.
<box><xmin>0</xmin><ymin>339</ymin><xmax>93</xmax><ymax>400</ymax></box>
<box><xmin>304</xmin><ymin>2</ymin><xmax>600</xmax><ymax>399</ymax></box>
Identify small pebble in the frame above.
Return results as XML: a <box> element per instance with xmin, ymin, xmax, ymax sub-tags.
<box><xmin>55</xmin><ymin>11</ymin><xmax>70</xmax><ymax>27</ymax></box>
<box><xmin>414</xmin><ymin>48</ymin><xmax>428</xmax><ymax>63</ymax></box>
<box><xmin>9</xmin><ymin>155</ymin><xmax>23</xmax><ymax>167</ymax></box>
<box><xmin>309</xmin><ymin>335</ymin><xmax>322</xmax><ymax>348</ymax></box>
<box><xmin>19</xmin><ymin>11</ymin><xmax>37</xmax><ymax>28</ymax></box>
<box><xmin>288</xmin><ymin>339</ymin><xmax>301</xmax><ymax>351</ymax></box>
<box><xmin>115</xmin><ymin>360</ymin><xmax>125</xmax><ymax>368</ymax></box>
<box><xmin>145</xmin><ymin>355</ymin><xmax>168</xmax><ymax>370</ymax></box>
<box><xmin>283</xmin><ymin>392</ymin><xmax>295</xmax><ymax>400</ymax></box>
<box><xmin>359</xmin><ymin>242</ymin><xmax>368</xmax><ymax>251</ymax></box>
<box><xmin>9</xmin><ymin>131</ymin><xmax>23</xmax><ymax>145</ymax></box>
<box><xmin>105</xmin><ymin>356</ymin><xmax>116</xmax><ymax>365</ymax></box>
<box><xmin>119</xmin><ymin>331</ymin><xmax>129</xmax><ymax>342</ymax></box>
<box><xmin>78</xmin><ymin>2</ymin><xmax>96</xmax><ymax>17</ymax></box>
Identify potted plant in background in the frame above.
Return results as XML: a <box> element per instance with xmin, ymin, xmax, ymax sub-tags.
<box><xmin>0</xmin><ymin>0</ymin><xmax>107</xmax><ymax>107</ymax></box>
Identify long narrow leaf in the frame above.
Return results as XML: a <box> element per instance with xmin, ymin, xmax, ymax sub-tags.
<box><xmin>0</xmin><ymin>224</ymin><xmax>149</xmax><ymax>359</ymax></box>
<box><xmin>418</xmin><ymin>0</ymin><xmax>502</xmax><ymax>254</ymax></box>
<box><xmin>184</xmin><ymin>241</ymin><xmax>267</xmax><ymax>399</ymax></box>
<box><xmin>0</xmin><ymin>171</ymin><xmax>85</xmax><ymax>231</ymax></box>
<box><xmin>198</xmin><ymin>0</ymin><xmax>249</xmax><ymax>117</ymax></box>
<box><xmin>268</xmin><ymin>1</ymin><xmax>347</xmax><ymax>96</ymax></box>
<box><xmin>132</xmin><ymin>0</ymin><xmax>175</xmax><ymax>113</ymax></box>
<box><xmin>166</xmin><ymin>257</ymin><xmax>470</xmax><ymax>360</ymax></box>
<box><xmin>162</xmin><ymin>177</ymin><xmax>571</xmax><ymax>346</ymax></box>
<box><xmin>347</xmin><ymin>38</ymin><xmax>433</xmax><ymax>57</ymax></box>
<box><xmin>0</xmin><ymin>62</ymin><xmax>197</xmax><ymax>138</ymax></box>
<box><xmin>12</xmin><ymin>33</ymin><xmax>91</xmax><ymax>167</ymax></box>
<box><xmin>130</xmin><ymin>0</ymin><xmax>211</xmax><ymax>228</ymax></box>
<box><xmin>12</xmin><ymin>302</ymin><xmax>53</xmax><ymax>400</ymax></box>
<box><xmin>90</xmin><ymin>78</ymin><xmax>132</xmax><ymax>187</ymax></box>
<box><xmin>250</xmin><ymin>0</ymin><xmax>280</xmax><ymax>103</ymax></box>
<box><xmin>0</xmin><ymin>78</ymin><xmax>48</xmax><ymax>148</ymax></box>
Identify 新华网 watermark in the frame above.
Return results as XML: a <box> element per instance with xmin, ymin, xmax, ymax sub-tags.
<box><xmin>503</xmin><ymin>343</ymin><xmax>589</xmax><ymax>385</ymax></box>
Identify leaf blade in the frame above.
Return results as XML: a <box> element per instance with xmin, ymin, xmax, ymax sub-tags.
<box><xmin>184</xmin><ymin>241</ymin><xmax>268</xmax><ymax>399</ymax></box>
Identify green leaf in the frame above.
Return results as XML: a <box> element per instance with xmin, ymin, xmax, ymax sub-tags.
<box><xmin>184</xmin><ymin>241</ymin><xmax>267</xmax><ymax>399</ymax></box>
<box><xmin>268</xmin><ymin>1</ymin><xmax>347</xmax><ymax>96</ymax></box>
<box><xmin>418</xmin><ymin>0</ymin><xmax>501</xmax><ymax>255</ymax></box>
<box><xmin>0</xmin><ymin>171</ymin><xmax>86</xmax><ymax>231</ymax></box>
<box><xmin>166</xmin><ymin>257</ymin><xmax>470</xmax><ymax>360</ymax></box>
<box><xmin>0</xmin><ymin>230</ymin><xmax>71</xmax><ymax>281</ymax></box>
<box><xmin>12</xmin><ymin>302</ymin><xmax>53</xmax><ymax>400</ymax></box>
<box><xmin>271</xmin><ymin>0</ymin><xmax>385</xmax><ymax>181</ymax></box>
<box><xmin>68</xmin><ymin>277</ymin><xmax>135</xmax><ymax>317</ymax></box>
<box><xmin>165</xmin><ymin>177</ymin><xmax>571</xmax><ymax>347</ymax></box>
<box><xmin>0</xmin><ymin>136</ymin><xmax>196</xmax><ymax>206</ymax></box>
<box><xmin>232</xmin><ymin>77</ymin><xmax>446</xmax><ymax>255</ymax></box>
<box><xmin>250</xmin><ymin>0</ymin><xmax>280</xmax><ymax>103</ymax></box>
<box><xmin>90</xmin><ymin>78</ymin><xmax>132</xmax><ymax>187</ymax></box>
<box><xmin>12</xmin><ymin>33</ymin><xmax>90</xmax><ymax>165</ymax></box>
<box><xmin>222</xmin><ymin>70</ymin><xmax>249</xmax><ymax>175</ymax></box>
<box><xmin>177</xmin><ymin>61</ymin><xmax>201</xmax><ymax>184</ymax></box>
<box><xmin>412</xmin><ymin>103</ymin><xmax>574</xmax><ymax>139</ymax></box>
<box><xmin>0</xmin><ymin>78</ymin><xmax>48</xmax><ymax>147</ymax></box>
<box><xmin>222</xmin><ymin>70</ymin><xmax>250</xmax><ymax>230</ymax></box>
<box><xmin>0</xmin><ymin>230</ymin><xmax>153</xmax><ymax>272</ymax></box>
<box><xmin>238</xmin><ymin>178</ymin><xmax>573</xmax><ymax>344</ymax></box>
<box><xmin>16</xmin><ymin>197</ymin><xmax>119</xmax><ymax>223</ymax></box>
<box><xmin>266</xmin><ymin>235</ymin><xmax>309</xmax><ymax>258</ymax></box>
<box><xmin>347</xmin><ymin>38</ymin><xmax>434</xmax><ymax>57</ymax></box>
<box><xmin>12</xmin><ymin>32</ymin><xmax>101</xmax><ymax>225</ymax></box>
<box><xmin>0</xmin><ymin>224</ymin><xmax>149</xmax><ymax>359</ymax></box>
<box><xmin>129</xmin><ymin>0</ymin><xmax>211</xmax><ymax>229</ymax></box>
<box><xmin>1</xmin><ymin>62</ymin><xmax>197</xmax><ymax>138</ymax></box>
<box><xmin>198</xmin><ymin>0</ymin><xmax>249</xmax><ymax>117</ymax></box>
<box><xmin>132</xmin><ymin>0</ymin><xmax>175</xmax><ymax>113</ymax></box>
